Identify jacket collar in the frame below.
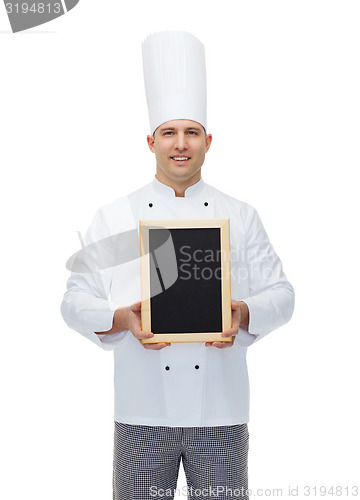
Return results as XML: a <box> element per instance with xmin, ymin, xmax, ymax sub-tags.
<box><xmin>152</xmin><ymin>176</ymin><xmax>205</xmax><ymax>198</ymax></box>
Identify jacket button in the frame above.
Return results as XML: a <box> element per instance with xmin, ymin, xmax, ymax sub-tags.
<box><xmin>165</xmin><ymin>366</ymin><xmax>170</xmax><ymax>371</ymax></box>
<box><xmin>204</xmin><ymin>202</ymin><xmax>208</xmax><ymax>207</ymax></box>
<box><xmin>195</xmin><ymin>365</ymin><xmax>200</xmax><ymax>370</ymax></box>
<box><xmin>149</xmin><ymin>203</ymin><xmax>153</xmax><ymax>207</ymax></box>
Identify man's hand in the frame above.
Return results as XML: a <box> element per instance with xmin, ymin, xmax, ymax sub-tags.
<box><xmin>97</xmin><ymin>300</ymin><xmax>249</xmax><ymax>351</ymax></box>
<box><xmin>205</xmin><ymin>300</ymin><xmax>249</xmax><ymax>349</ymax></box>
<box><xmin>96</xmin><ymin>302</ymin><xmax>170</xmax><ymax>350</ymax></box>
<box><xmin>126</xmin><ymin>301</ymin><xmax>171</xmax><ymax>350</ymax></box>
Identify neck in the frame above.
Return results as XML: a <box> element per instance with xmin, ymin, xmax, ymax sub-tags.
<box><xmin>155</xmin><ymin>170</ymin><xmax>201</xmax><ymax>197</ymax></box>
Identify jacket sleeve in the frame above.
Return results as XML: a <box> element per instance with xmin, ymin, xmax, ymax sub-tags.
<box><xmin>60</xmin><ymin>208</ymin><xmax>127</xmax><ymax>351</ymax></box>
<box><xmin>239</xmin><ymin>205</ymin><xmax>295</xmax><ymax>346</ymax></box>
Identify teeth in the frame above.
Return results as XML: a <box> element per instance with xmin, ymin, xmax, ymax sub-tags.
<box><xmin>173</xmin><ymin>157</ymin><xmax>189</xmax><ymax>161</ymax></box>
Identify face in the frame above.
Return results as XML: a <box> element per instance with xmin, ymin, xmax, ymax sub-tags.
<box><xmin>147</xmin><ymin>119</ymin><xmax>212</xmax><ymax>187</ymax></box>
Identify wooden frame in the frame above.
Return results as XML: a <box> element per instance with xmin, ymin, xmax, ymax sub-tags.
<box><xmin>139</xmin><ymin>219</ymin><xmax>231</xmax><ymax>343</ymax></box>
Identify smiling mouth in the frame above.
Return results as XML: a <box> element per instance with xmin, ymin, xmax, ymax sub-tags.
<box><xmin>171</xmin><ymin>156</ymin><xmax>191</xmax><ymax>162</ymax></box>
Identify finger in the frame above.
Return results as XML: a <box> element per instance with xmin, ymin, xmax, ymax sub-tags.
<box><xmin>212</xmin><ymin>339</ymin><xmax>234</xmax><ymax>348</ymax></box>
<box><xmin>130</xmin><ymin>301</ymin><xmax>142</xmax><ymax>313</ymax></box>
<box><xmin>222</xmin><ymin>328</ymin><xmax>238</xmax><ymax>338</ymax></box>
<box><xmin>210</xmin><ymin>342</ymin><xmax>226</xmax><ymax>348</ymax></box>
<box><xmin>134</xmin><ymin>330</ymin><xmax>154</xmax><ymax>340</ymax></box>
<box><xmin>231</xmin><ymin>300</ymin><xmax>239</xmax><ymax>310</ymax></box>
<box><xmin>143</xmin><ymin>343</ymin><xmax>171</xmax><ymax>350</ymax></box>
<box><xmin>207</xmin><ymin>337</ymin><xmax>235</xmax><ymax>348</ymax></box>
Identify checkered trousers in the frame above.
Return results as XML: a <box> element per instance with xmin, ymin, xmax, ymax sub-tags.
<box><xmin>113</xmin><ymin>422</ymin><xmax>249</xmax><ymax>500</ymax></box>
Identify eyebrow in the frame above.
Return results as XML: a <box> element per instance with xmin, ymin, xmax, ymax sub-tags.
<box><xmin>159</xmin><ymin>126</ymin><xmax>202</xmax><ymax>132</ymax></box>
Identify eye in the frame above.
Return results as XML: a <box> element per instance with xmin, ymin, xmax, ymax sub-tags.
<box><xmin>187</xmin><ymin>130</ymin><xmax>198</xmax><ymax>135</ymax></box>
<box><xmin>163</xmin><ymin>131</ymin><xmax>174</xmax><ymax>136</ymax></box>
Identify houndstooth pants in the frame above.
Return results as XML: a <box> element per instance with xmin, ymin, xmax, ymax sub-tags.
<box><xmin>113</xmin><ymin>422</ymin><xmax>249</xmax><ymax>500</ymax></box>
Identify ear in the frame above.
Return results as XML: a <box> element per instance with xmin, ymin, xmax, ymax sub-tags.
<box><xmin>205</xmin><ymin>133</ymin><xmax>213</xmax><ymax>153</ymax></box>
<box><xmin>147</xmin><ymin>135</ymin><xmax>155</xmax><ymax>153</ymax></box>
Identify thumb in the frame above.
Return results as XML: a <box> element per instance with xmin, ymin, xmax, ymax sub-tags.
<box><xmin>131</xmin><ymin>301</ymin><xmax>142</xmax><ymax>312</ymax></box>
<box><xmin>231</xmin><ymin>300</ymin><xmax>239</xmax><ymax>310</ymax></box>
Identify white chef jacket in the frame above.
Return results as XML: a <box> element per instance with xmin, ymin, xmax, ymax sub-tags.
<box><xmin>61</xmin><ymin>177</ymin><xmax>294</xmax><ymax>427</ymax></box>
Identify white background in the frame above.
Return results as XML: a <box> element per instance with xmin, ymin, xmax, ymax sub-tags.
<box><xmin>1</xmin><ymin>1</ymin><xmax>359</xmax><ymax>498</ymax></box>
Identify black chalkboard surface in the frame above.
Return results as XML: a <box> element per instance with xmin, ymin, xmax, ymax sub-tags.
<box><xmin>140</xmin><ymin>219</ymin><xmax>231</xmax><ymax>343</ymax></box>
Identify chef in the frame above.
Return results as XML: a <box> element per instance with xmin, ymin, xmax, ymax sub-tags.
<box><xmin>61</xmin><ymin>31</ymin><xmax>295</xmax><ymax>500</ymax></box>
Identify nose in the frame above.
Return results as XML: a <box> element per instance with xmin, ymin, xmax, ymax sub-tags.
<box><xmin>174</xmin><ymin>132</ymin><xmax>187</xmax><ymax>151</ymax></box>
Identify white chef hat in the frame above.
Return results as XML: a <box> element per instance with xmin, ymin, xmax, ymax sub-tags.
<box><xmin>142</xmin><ymin>30</ymin><xmax>207</xmax><ymax>135</ymax></box>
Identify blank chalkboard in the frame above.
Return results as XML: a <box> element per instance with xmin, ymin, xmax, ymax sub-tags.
<box><xmin>140</xmin><ymin>219</ymin><xmax>231</xmax><ymax>343</ymax></box>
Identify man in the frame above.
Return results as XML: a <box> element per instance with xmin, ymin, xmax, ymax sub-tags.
<box><xmin>61</xmin><ymin>31</ymin><xmax>294</xmax><ymax>500</ymax></box>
